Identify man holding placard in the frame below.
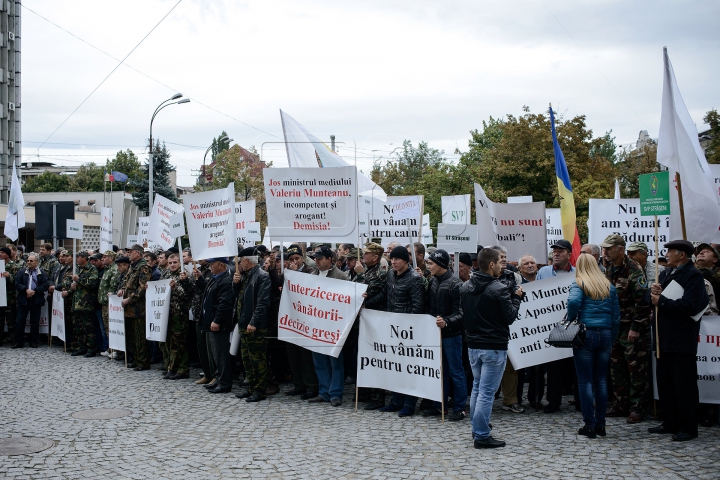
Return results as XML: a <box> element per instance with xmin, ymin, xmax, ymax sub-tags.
<box><xmin>159</xmin><ymin>253</ymin><xmax>194</xmax><ymax>380</ymax></box>
<box><xmin>0</xmin><ymin>247</ymin><xmax>18</xmax><ymax>345</ymax></box>
<box><xmin>118</xmin><ymin>245</ymin><xmax>152</xmax><ymax>370</ymax></box>
<box><xmin>69</xmin><ymin>251</ymin><xmax>99</xmax><ymax>357</ymax></box>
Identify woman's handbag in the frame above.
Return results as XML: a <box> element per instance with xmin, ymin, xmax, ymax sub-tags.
<box><xmin>544</xmin><ymin>313</ymin><xmax>586</xmax><ymax>348</ymax></box>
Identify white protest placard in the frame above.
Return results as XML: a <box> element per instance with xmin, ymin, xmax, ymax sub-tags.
<box><xmin>50</xmin><ymin>290</ymin><xmax>65</xmax><ymax>342</ymax></box>
<box><xmin>588</xmin><ymin>199</ymin><xmax>670</xmax><ymax>261</ymax></box>
<box><xmin>474</xmin><ymin>183</ymin><xmax>547</xmax><ymax>263</ymax></box>
<box><xmin>264</xmin><ymin>166</ymin><xmax>358</xmax><ymax>238</ymax></box>
<box><xmin>545</xmin><ymin>208</ymin><xmax>563</xmax><ymax>257</ymax></box>
<box><xmin>371</xmin><ymin>195</ymin><xmax>425</xmax><ymax>242</ymax></box>
<box><xmin>137</xmin><ymin>217</ymin><xmax>158</xmax><ymax>250</ymax></box>
<box><xmin>145</xmin><ymin>279</ymin><xmax>172</xmax><ymax>342</ymax></box>
<box><xmin>126</xmin><ymin>235</ymin><xmax>138</xmax><ymax>248</ymax></box>
<box><xmin>436</xmin><ymin>223</ymin><xmax>478</xmax><ymax>253</ymax></box>
<box><xmin>148</xmin><ymin>194</ymin><xmax>184</xmax><ymax>250</ymax></box>
<box><xmin>66</xmin><ymin>219</ymin><xmax>83</xmax><ymax>239</ymax></box>
<box><xmin>390</xmin><ymin>196</ymin><xmax>421</xmax><ymax>221</ymax></box>
<box><xmin>507</xmin><ymin>274</ymin><xmax>574</xmax><ymax>369</ymax></box>
<box><xmin>100</xmin><ymin>207</ymin><xmax>113</xmax><ymax>252</ymax></box>
<box><xmin>508</xmin><ymin>195</ymin><xmax>533</xmax><ymax>203</ymax></box>
<box><xmin>357</xmin><ymin>309</ymin><xmax>443</xmax><ymax>402</ymax></box>
<box><xmin>442</xmin><ymin>194</ymin><xmax>471</xmax><ymax>224</ymax></box>
<box><xmin>235</xmin><ymin>200</ymin><xmax>256</xmax><ymax>223</ymax></box>
<box><xmin>0</xmin><ymin>260</ymin><xmax>6</xmax><ymax>307</ymax></box>
<box><xmin>278</xmin><ymin>269</ymin><xmax>367</xmax><ymax>357</ymax></box>
<box><xmin>108</xmin><ymin>294</ymin><xmax>126</xmax><ymax>351</ymax></box>
<box><xmin>169</xmin><ymin>212</ymin><xmax>185</xmax><ymax>238</ymax></box>
<box><xmin>237</xmin><ymin>221</ymin><xmax>262</xmax><ymax>246</ymax></box>
<box><xmin>235</xmin><ymin>200</ymin><xmax>258</xmax><ymax>245</ymax></box>
<box><xmin>697</xmin><ymin>316</ymin><xmax>720</xmax><ymax>404</ymax></box>
<box><xmin>183</xmin><ymin>184</ymin><xmax>236</xmax><ymax>260</ymax></box>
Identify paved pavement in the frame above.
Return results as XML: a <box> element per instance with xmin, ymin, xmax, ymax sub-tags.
<box><xmin>1</xmin><ymin>344</ymin><xmax>719</xmax><ymax>479</ymax></box>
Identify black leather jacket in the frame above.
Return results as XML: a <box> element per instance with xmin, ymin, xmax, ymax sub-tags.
<box><xmin>197</xmin><ymin>271</ymin><xmax>235</xmax><ymax>332</ymax></box>
<box><xmin>386</xmin><ymin>267</ymin><xmax>425</xmax><ymax>314</ymax></box>
<box><xmin>461</xmin><ymin>271</ymin><xmax>521</xmax><ymax>350</ymax></box>
<box><xmin>233</xmin><ymin>265</ymin><xmax>271</xmax><ymax>330</ymax></box>
<box><xmin>428</xmin><ymin>270</ymin><xmax>463</xmax><ymax>338</ymax></box>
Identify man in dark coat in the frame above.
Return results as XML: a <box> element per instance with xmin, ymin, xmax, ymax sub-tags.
<box><xmin>13</xmin><ymin>253</ymin><xmax>50</xmax><ymax>348</ymax></box>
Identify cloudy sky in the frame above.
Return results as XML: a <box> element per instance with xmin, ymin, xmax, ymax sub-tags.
<box><xmin>22</xmin><ymin>0</ymin><xmax>720</xmax><ymax>186</ymax></box>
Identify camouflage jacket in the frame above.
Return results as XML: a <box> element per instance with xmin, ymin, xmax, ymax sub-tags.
<box><xmin>699</xmin><ymin>267</ymin><xmax>720</xmax><ymax>311</ymax></box>
<box><xmin>58</xmin><ymin>265</ymin><xmax>74</xmax><ymax>306</ymax></box>
<box><xmin>605</xmin><ymin>255</ymin><xmax>650</xmax><ymax>331</ymax></box>
<box><xmin>39</xmin><ymin>255</ymin><xmax>60</xmax><ymax>284</ymax></box>
<box><xmin>98</xmin><ymin>263</ymin><xmax>119</xmax><ymax>305</ymax></box>
<box><xmin>363</xmin><ymin>262</ymin><xmax>387</xmax><ymax>311</ymax></box>
<box><xmin>121</xmin><ymin>259</ymin><xmax>152</xmax><ymax>318</ymax></box>
<box><xmin>161</xmin><ymin>268</ymin><xmax>194</xmax><ymax>317</ymax></box>
<box><xmin>4</xmin><ymin>260</ymin><xmax>20</xmax><ymax>302</ymax></box>
<box><xmin>191</xmin><ymin>263</ymin><xmax>212</xmax><ymax>321</ymax></box>
<box><xmin>73</xmin><ymin>263</ymin><xmax>99</xmax><ymax>312</ymax></box>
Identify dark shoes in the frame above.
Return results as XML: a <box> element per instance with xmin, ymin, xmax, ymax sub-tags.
<box><xmin>133</xmin><ymin>366</ymin><xmax>149</xmax><ymax>371</ymax></box>
<box><xmin>162</xmin><ymin>371</ymin><xmax>176</xmax><ymax>379</ymax></box>
<box><xmin>300</xmin><ymin>391</ymin><xmax>318</xmax><ymax>400</ymax></box>
<box><xmin>169</xmin><ymin>372</ymin><xmax>189</xmax><ymax>380</ymax></box>
<box><xmin>543</xmin><ymin>405</ymin><xmax>559</xmax><ymax>414</ymax></box>
<box><xmin>627</xmin><ymin>411</ymin><xmax>644</xmax><ymax>424</ymax></box>
<box><xmin>398</xmin><ymin>406</ymin><xmax>415</xmax><ymax>417</ymax></box>
<box><xmin>474</xmin><ymin>436</ymin><xmax>506</xmax><ymax>449</ymax></box>
<box><xmin>204</xmin><ymin>380</ymin><xmax>218</xmax><ymax>389</ymax></box>
<box><xmin>308</xmin><ymin>395</ymin><xmax>328</xmax><ymax>403</ymax></box>
<box><xmin>606</xmin><ymin>406</ymin><xmax>628</xmax><ymax>418</ymax></box>
<box><xmin>235</xmin><ymin>390</ymin><xmax>253</xmax><ymax>399</ymax></box>
<box><xmin>672</xmin><ymin>432</ymin><xmax>697</xmax><ymax>442</ymax></box>
<box><xmin>29</xmin><ymin>343</ymin><xmax>39</xmax><ymax>348</ymax></box>
<box><xmin>71</xmin><ymin>349</ymin><xmax>87</xmax><ymax>357</ymax></box>
<box><xmin>448</xmin><ymin>410</ymin><xmax>467</xmax><ymax>422</ymax></box>
<box><xmin>421</xmin><ymin>408</ymin><xmax>443</xmax><ymax>417</ymax></box>
<box><xmin>266</xmin><ymin>384</ymin><xmax>280</xmax><ymax>396</ymax></box>
<box><xmin>648</xmin><ymin>425</ymin><xmax>677</xmax><ymax>435</ymax></box>
<box><xmin>595</xmin><ymin>425</ymin><xmax>606</xmax><ymax>437</ymax></box>
<box><xmin>330</xmin><ymin>397</ymin><xmax>342</xmax><ymax>407</ymax></box>
<box><xmin>84</xmin><ymin>351</ymin><xmax>97</xmax><ymax>358</ymax></box>
<box><xmin>208</xmin><ymin>385</ymin><xmax>231</xmax><ymax>393</ymax></box>
<box><xmin>364</xmin><ymin>401</ymin><xmax>384</xmax><ymax>411</ymax></box>
<box><xmin>245</xmin><ymin>393</ymin><xmax>266</xmax><ymax>403</ymax></box>
<box><xmin>285</xmin><ymin>387</ymin><xmax>305</xmax><ymax>396</ymax></box>
<box><xmin>11</xmin><ymin>344</ymin><xmax>22</xmax><ymax>349</ymax></box>
<box><xmin>378</xmin><ymin>404</ymin><xmax>402</xmax><ymax>413</ymax></box>
<box><xmin>578</xmin><ymin>426</ymin><xmax>596</xmax><ymax>439</ymax></box>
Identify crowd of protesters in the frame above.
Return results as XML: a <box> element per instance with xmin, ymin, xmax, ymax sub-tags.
<box><xmin>2</xmin><ymin>235</ymin><xmax>717</xmax><ymax>448</ymax></box>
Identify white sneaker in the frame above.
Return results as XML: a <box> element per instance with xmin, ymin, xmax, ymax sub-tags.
<box><xmin>109</xmin><ymin>351</ymin><xmax>118</xmax><ymax>359</ymax></box>
<box><xmin>100</xmin><ymin>350</ymin><xmax>110</xmax><ymax>357</ymax></box>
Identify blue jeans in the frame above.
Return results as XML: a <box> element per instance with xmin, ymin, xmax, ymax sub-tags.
<box><xmin>434</xmin><ymin>335</ymin><xmax>468</xmax><ymax>412</ymax></box>
<box><xmin>573</xmin><ymin>328</ymin><xmax>612</xmax><ymax>428</ymax></box>
<box><xmin>95</xmin><ymin>309</ymin><xmax>108</xmax><ymax>351</ymax></box>
<box><xmin>469</xmin><ymin>349</ymin><xmax>507</xmax><ymax>440</ymax></box>
<box><xmin>312</xmin><ymin>351</ymin><xmax>345</xmax><ymax>400</ymax></box>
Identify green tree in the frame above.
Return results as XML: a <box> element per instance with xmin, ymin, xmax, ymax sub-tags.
<box><xmin>70</xmin><ymin>163</ymin><xmax>105</xmax><ymax>192</ymax></box>
<box><xmin>207</xmin><ymin>144</ymin><xmax>270</xmax><ymax>231</ymax></box>
<box><xmin>130</xmin><ymin>140</ymin><xmax>178</xmax><ymax>212</ymax></box>
<box><xmin>22</xmin><ymin>170</ymin><xmax>71</xmax><ymax>193</ymax></box>
<box><xmin>106</xmin><ymin>149</ymin><xmax>144</xmax><ymax>189</ymax></box>
<box><xmin>211</xmin><ymin>130</ymin><xmax>232</xmax><ymax>163</ymax></box>
<box><xmin>615</xmin><ymin>142</ymin><xmax>660</xmax><ymax>198</ymax></box>
<box><xmin>703</xmin><ymin>109</ymin><xmax>720</xmax><ymax>164</ymax></box>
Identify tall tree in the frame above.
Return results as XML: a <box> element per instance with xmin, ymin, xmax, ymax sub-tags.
<box><xmin>211</xmin><ymin>130</ymin><xmax>232</xmax><ymax>163</ymax></box>
<box><xmin>106</xmin><ymin>149</ymin><xmax>144</xmax><ymax>190</ymax></box>
<box><xmin>703</xmin><ymin>109</ymin><xmax>720</xmax><ymax>164</ymax></box>
<box><xmin>130</xmin><ymin>140</ymin><xmax>178</xmax><ymax>212</ymax></box>
<box><xmin>615</xmin><ymin>142</ymin><xmax>660</xmax><ymax>198</ymax></box>
<box><xmin>22</xmin><ymin>170</ymin><xmax>71</xmax><ymax>193</ymax></box>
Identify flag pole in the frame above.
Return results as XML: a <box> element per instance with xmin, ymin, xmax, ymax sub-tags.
<box><xmin>675</xmin><ymin>172</ymin><xmax>687</xmax><ymax>240</ymax></box>
<box><xmin>654</xmin><ymin>215</ymin><xmax>660</xmax><ymax>359</ymax></box>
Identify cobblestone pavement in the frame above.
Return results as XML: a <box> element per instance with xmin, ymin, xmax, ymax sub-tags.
<box><xmin>1</xmin><ymin>345</ymin><xmax>719</xmax><ymax>479</ymax></box>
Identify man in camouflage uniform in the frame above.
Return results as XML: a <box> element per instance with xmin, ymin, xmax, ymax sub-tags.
<box><xmin>118</xmin><ymin>245</ymin><xmax>152</xmax><ymax>370</ymax></box>
<box><xmin>57</xmin><ymin>250</ymin><xmax>77</xmax><ymax>351</ymax></box>
<box><xmin>98</xmin><ymin>250</ymin><xmax>119</xmax><ymax>355</ymax></box>
<box><xmin>695</xmin><ymin>244</ymin><xmax>720</xmax><ymax>303</ymax></box>
<box><xmin>47</xmin><ymin>250</ymin><xmax>70</xmax><ymax>346</ymax></box>
<box><xmin>159</xmin><ymin>253</ymin><xmax>194</xmax><ymax>380</ymax></box>
<box><xmin>0</xmin><ymin>247</ymin><xmax>18</xmax><ymax>344</ymax></box>
<box><xmin>69</xmin><ymin>251</ymin><xmax>99</xmax><ymax>357</ymax></box>
<box><xmin>600</xmin><ymin>234</ymin><xmax>651</xmax><ymax>423</ymax></box>
<box><xmin>360</xmin><ymin>242</ymin><xmax>389</xmax><ymax>410</ymax></box>
<box><xmin>39</xmin><ymin>243</ymin><xmax>60</xmax><ymax>280</ymax></box>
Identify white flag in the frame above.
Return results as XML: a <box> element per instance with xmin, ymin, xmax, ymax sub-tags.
<box><xmin>614</xmin><ymin>179</ymin><xmax>621</xmax><ymax>200</ymax></box>
<box><xmin>657</xmin><ymin>48</ymin><xmax>720</xmax><ymax>242</ymax></box>
<box><xmin>4</xmin><ymin>161</ymin><xmax>25</xmax><ymax>241</ymax></box>
<box><xmin>279</xmin><ymin>110</ymin><xmax>387</xmax><ymax>202</ymax></box>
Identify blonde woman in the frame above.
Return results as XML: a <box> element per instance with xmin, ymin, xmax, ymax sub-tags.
<box><xmin>566</xmin><ymin>254</ymin><xmax>620</xmax><ymax>438</ymax></box>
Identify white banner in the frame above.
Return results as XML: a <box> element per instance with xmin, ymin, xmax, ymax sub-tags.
<box><xmin>697</xmin><ymin>316</ymin><xmax>720</xmax><ymax>404</ymax></box>
<box><xmin>390</xmin><ymin>196</ymin><xmax>421</xmax><ymax>221</ymax></box>
<box><xmin>0</xmin><ymin>260</ymin><xmax>6</xmax><ymax>307</ymax></box>
<box><xmin>183</xmin><ymin>184</ymin><xmax>237</xmax><ymax>261</ymax></box>
<box><xmin>148</xmin><ymin>194</ymin><xmax>183</xmax><ymax>251</ymax></box>
<box><xmin>545</xmin><ymin>208</ymin><xmax>563</xmax><ymax>258</ymax></box>
<box><xmin>66</xmin><ymin>220</ymin><xmax>83</xmax><ymax>240</ymax></box>
<box><xmin>507</xmin><ymin>275</ymin><xmax>574</xmax><ymax>369</ymax></box>
<box><xmin>442</xmin><ymin>194</ymin><xmax>471</xmax><ymax>224</ymax></box>
<box><xmin>357</xmin><ymin>309</ymin><xmax>443</xmax><ymax>402</ymax></box>
<box><xmin>474</xmin><ymin>183</ymin><xmax>547</xmax><ymax>263</ymax></box>
<box><xmin>100</xmin><ymin>207</ymin><xmax>113</xmax><ymax>253</ymax></box>
<box><xmin>126</xmin><ymin>235</ymin><xmax>138</xmax><ymax>249</ymax></box>
<box><xmin>145</xmin><ymin>279</ymin><xmax>172</xmax><ymax>342</ymax></box>
<box><xmin>277</xmin><ymin>269</ymin><xmax>366</xmax><ymax>358</ymax></box>
<box><xmin>436</xmin><ymin>223</ymin><xmax>478</xmax><ymax>253</ymax></box>
<box><xmin>50</xmin><ymin>290</ymin><xmax>65</xmax><ymax>342</ymax></box>
<box><xmin>371</xmin><ymin>196</ymin><xmax>427</xmax><ymax>243</ymax></box>
<box><xmin>108</xmin><ymin>294</ymin><xmax>126</xmax><ymax>351</ymax></box>
<box><xmin>137</xmin><ymin>217</ymin><xmax>157</xmax><ymax>250</ymax></box>
<box><xmin>237</xmin><ymin>221</ymin><xmax>262</xmax><ymax>246</ymax></box>
<box><xmin>264</xmin><ymin>166</ymin><xmax>358</xmax><ymax>238</ymax></box>
<box><xmin>169</xmin><ymin>212</ymin><xmax>185</xmax><ymax>238</ymax></box>
<box><xmin>588</xmin><ymin>199</ymin><xmax>670</xmax><ymax>261</ymax></box>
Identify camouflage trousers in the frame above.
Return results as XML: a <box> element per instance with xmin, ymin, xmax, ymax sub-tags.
<box><xmin>125</xmin><ymin>317</ymin><xmax>149</xmax><ymax>368</ymax></box>
<box><xmin>102</xmin><ymin>305</ymin><xmax>110</xmax><ymax>343</ymax></box>
<box><xmin>1</xmin><ymin>305</ymin><xmax>16</xmax><ymax>343</ymax></box>
<box><xmin>610</xmin><ymin>323</ymin><xmax>650</xmax><ymax>414</ymax></box>
<box><xmin>73</xmin><ymin>310</ymin><xmax>96</xmax><ymax>352</ymax></box>
<box><xmin>64</xmin><ymin>300</ymin><xmax>77</xmax><ymax>350</ymax></box>
<box><xmin>240</xmin><ymin>328</ymin><xmax>268</xmax><ymax>396</ymax></box>
<box><xmin>159</xmin><ymin>313</ymin><xmax>189</xmax><ymax>374</ymax></box>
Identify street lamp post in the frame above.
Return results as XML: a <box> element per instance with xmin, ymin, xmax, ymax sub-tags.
<box><xmin>202</xmin><ymin>135</ymin><xmax>232</xmax><ymax>189</ymax></box>
<box><xmin>149</xmin><ymin>94</ymin><xmax>190</xmax><ymax>211</ymax></box>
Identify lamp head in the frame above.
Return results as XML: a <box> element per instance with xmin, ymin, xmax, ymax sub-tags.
<box><xmin>176</xmin><ymin>98</ymin><xmax>190</xmax><ymax>104</ymax></box>
<box><xmin>171</xmin><ymin>93</ymin><xmax>183</xmax><ymax>100</ymax></box>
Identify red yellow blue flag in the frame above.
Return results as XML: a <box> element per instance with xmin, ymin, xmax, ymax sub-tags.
<box><xmin>549</xmin><ymin>106</ymin><xmax>581</xmax><ymax>265</ymax></box>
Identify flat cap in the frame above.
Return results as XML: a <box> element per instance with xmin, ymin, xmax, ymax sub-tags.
<box><xmin>550</xmin><ymin>239</ymin><xmax>573</xmax><ymax>251</ymax></box>
<box><xmin>206</xmin><ymin>257</ymin><xmax>229</xmax><ymax>264</ymax></box>
<box><xmin>238</xmin><ymin>247</ymin><xmax>260</xmax><ymax>257</ymax></box>
<box><xmin>664</xmin><ymin>239</ymin><xmax>694</xmax><ymax>257</ymax></box>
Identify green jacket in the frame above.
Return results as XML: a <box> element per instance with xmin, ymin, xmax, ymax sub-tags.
<box><xmin>605</xmin><ymin>255</ymin><xmax>650</xmax><ymax>332</ymax></box>
<box><xmin>39</xmin><ymin>255</ymin><xmax>60</xmax><ymax>284</ymax></box>
<box><xmin>73</xmin><ymin>263</ymin><xmax>99</xmax><ymax>312</ymax></box>
<box><xmin>161</xmin><ymin>268</ymin><xmax>194</xmax><ymax>317</ymax></box>
<box><xmin>121</xmin><ymin>258</ymin><xmax>152</xmax><ymax>318</ymax></box>
<box><xmin>4</xmin><ymin>260</ymin><xmax>19</xmax><ymax>302</ymax></box>
<box><xmin>98</xmin><ymin>263</ymin><xmax>119</xmax><ymax>305</ymax></box>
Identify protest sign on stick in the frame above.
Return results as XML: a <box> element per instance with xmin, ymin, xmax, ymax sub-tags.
<box><xmin>148</xmin><ymin>194</ymin><xmax>184</xmax><ymax>251</ymax></box>
<box><xmin>357</xmin><ymin>309</ymin><xmax>443</xmax><ymax>403</ymax></box>
<box><xmin>0</xmin><ymin>260</ymin><xmax>6</xmax><ymax>307</ymax></box>
<box><xmin>277</xmin><ymin>270</ymin><xmax>366</xmax><ymax>358</ymax></box>
<box><xmin>100</xmin><ymin>207</ymin><xmax>113</xmax><ymax>253</ymax></box>
<box><xmin>442</xmin><ymin>195</ymin><xmax>471</xmax><ymax>224</ymax></box>
<box><xmin>50</xmin><ymin>290</ymin><xmax>65</xmax><ymax>345</ymax></box>
<box><xmin>108</xmin><ymin>295</ymin><xmax>126</xmax><ymax>352</ymax></box>
<box><xmin>145</xmin><ymin>279</ymin><xmax>172</xmax><ymax>342</ymax></box>
<box><xmin>183</xmin><ymin>184</ymin><xmax>237</xmax><ymax>260</ymax></box>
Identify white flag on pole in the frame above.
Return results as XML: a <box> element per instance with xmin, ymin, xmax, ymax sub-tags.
<box><xmin>4</xmin><ymin>161</ymin><xmax>25</xmax><ymax>241</ymax></box>
<box><xmin>657</xmin><ymin>47</ymin><xmax>720</xmax><ymax>242</ymax></box>
<box><xmin>614</xmin><ymin>179</ymin><xmax>621</xmax><ymax>200</ymax></box>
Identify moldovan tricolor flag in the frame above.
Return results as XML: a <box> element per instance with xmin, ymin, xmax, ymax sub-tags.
<box><xmin>550</xmin><ymin>106</ymin><xmax>581</xmax><ymax>265</ymax></box>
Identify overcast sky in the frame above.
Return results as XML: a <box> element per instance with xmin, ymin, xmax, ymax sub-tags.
<box><xmin>22</xmin><ymin>0</ymin><xmax>720</xmax><ymax>186</ymax></box>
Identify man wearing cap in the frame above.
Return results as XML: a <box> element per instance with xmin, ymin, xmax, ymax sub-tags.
<box><xmin>600</xmin><ymin>233</ymin><xmax>651</xmax><ymax>423</ymax></box>
<box><xmin>346</xmin><ymin>248</ymin><xmax>364</xmax><ymax>282</ymax></box>
<box><xmin>88</xmin><ymin>253</ymin><xmax>109</xmax><ymax>355</ymax></box>
<box><xmin>98</xmin><ymin>251</ymin><xmax>119</xmax><ymax>358</ymax></box>
<box><xmin>158</xmin><ymin>253</ymin><xmax>194</xmax><ymax>380</ymax></box>
<box><xmin>424</xmin><ymin>249</ymin><xmax>467</xmax><ymax>421</ymax></box>
<box><xmin>626</xmin><ymin>242</ymin><xmax>663</xmax><ymax>286</ymax></box>
<box><xmin>68</xmin><ymin>251</ymin><xmax>99</xmax><ymax>357</ymax></box>
<box><xmin>0</xmin><ymin>247</ymin><xmax>18</xmax><ymax>345</ymax></box>
<box><xmin>284</xmin><ymin>244</ymin><xmax>319</xmax><ymax>400</ymax></box>
<box><xmin>458</xmin><ymin>253</ymin><xmax>473</xmax><ymax>282</ymax></box>
<box><xmin>647</xmin><ymin>240</ymin><xmax>708</xmax><ymax>441</ymax></box>
<box><xmin>194</xmin><ymin>257</ymin><xmax>235</xmax><ymax>393</ymax></box>
<box><xmin>537</xmin><ymin>240</ymin><xmax>575</xmax><ymax>280</ymax></box>
<box><xmin>233</xmin><ymin>247</ymin><xmax>272</xmax><ymax>402</ymax></box>
<box><xmin>695</xmin><ymin>244</ymin><xmax>720</xmax><ymax>306</ymax></box>
<box><xmin>117</xmin><ymin>245</ymin><xmax>152</xmax><ymax>370</ymax></box>
<box><xmin>378</xmin><ymin>245</ymin><xmax>426</xmax><ymax>417</ymax></box>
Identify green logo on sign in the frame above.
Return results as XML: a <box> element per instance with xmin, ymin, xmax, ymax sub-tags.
<box><xmin>650</xmin><ymin>175</ymin><xmax>658</xmax><ymax>196</ymax></box>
